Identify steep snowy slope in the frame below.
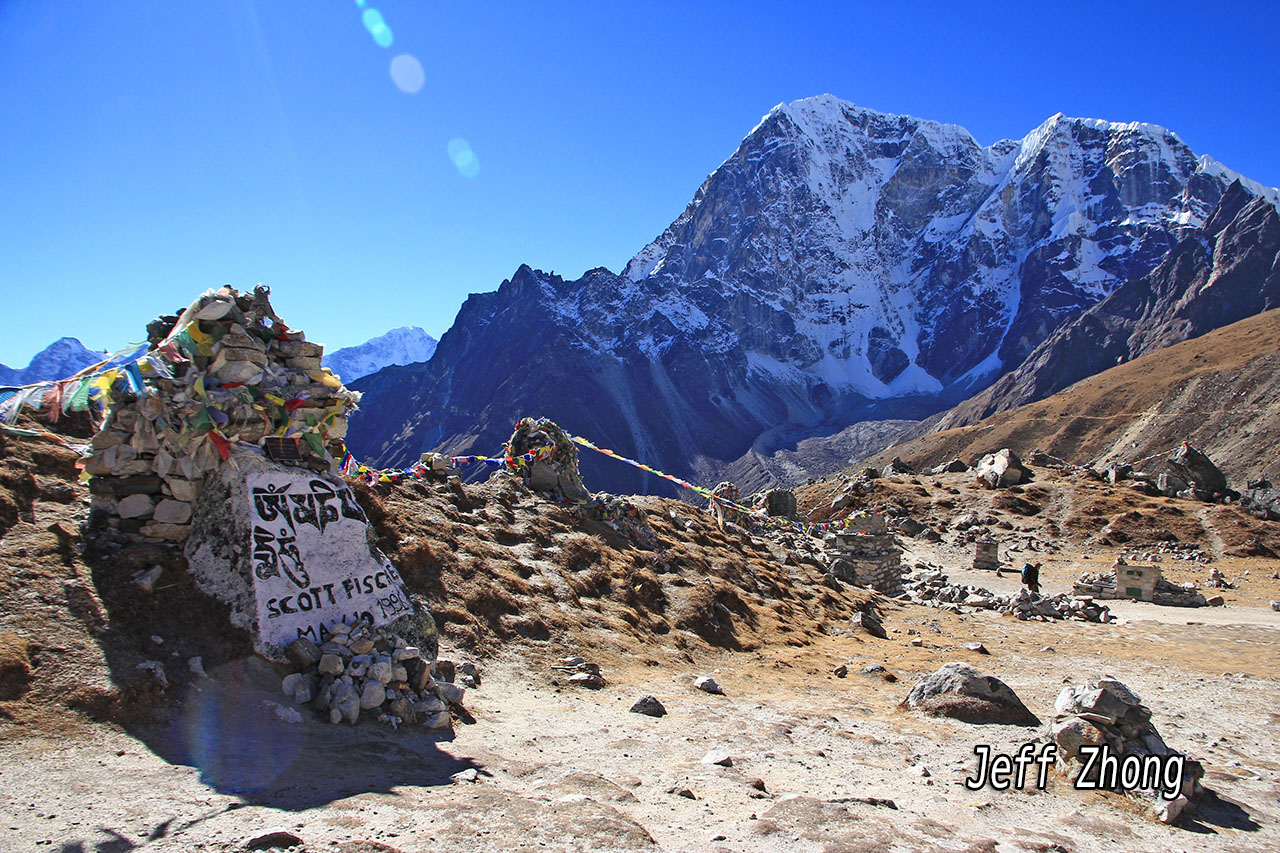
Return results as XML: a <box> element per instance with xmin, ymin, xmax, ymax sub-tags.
<box><xmin>322</xmin><ymin>326</ymin><xmax>437</xmax><ymax>383</ymax></box>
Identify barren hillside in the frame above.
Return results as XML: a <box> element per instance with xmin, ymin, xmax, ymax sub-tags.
<box><xmin>2</xmin><ymin>413</ymin><xmax>1280</xmax><ymax>852</ymax></box>
<box><xmin>859</xmin><ymin>309</ymin><xmax>1280</xmax><ymax>484</ymax></box>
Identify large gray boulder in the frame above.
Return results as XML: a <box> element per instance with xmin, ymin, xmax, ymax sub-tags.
<box><xmin>902</xmin><ymin>662</ymin><xmax>1039</xmax><ymax>726</ymax></box>
<box><xmin>1138</xmin><ymin>443</ymin><xmax>1227</xmax><ymax>499</ymax></box>
<box><xmin>975</xmin><ymin>449</ymin><xmax>1025</xmax><ymax>489</ymax></box>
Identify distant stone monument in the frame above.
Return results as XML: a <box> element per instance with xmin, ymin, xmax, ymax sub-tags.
<box><xmin>973</xmin><ymin>537</ymin><xmax>999</xmax><ymax>570</ymax></box>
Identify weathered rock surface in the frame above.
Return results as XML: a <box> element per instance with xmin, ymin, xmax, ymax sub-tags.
<box><xmin>903</xmin><ymin>662</ymin><xmax>1039</xmax><ymax>726</ymax></box>
<box><xmin>183</xmin><ymin>452</ymin><xmax>419</xmax><ymax>659</ymax></box>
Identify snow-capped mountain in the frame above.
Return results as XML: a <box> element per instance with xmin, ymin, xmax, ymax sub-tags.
<box><xmin>322</xmin><ymin>327</ymin><xmax>437</xmax><ymax>383</ymax></box>
<box><xmin>0</xmin><ymin>337</ymin><xmax>104</xmax><ymax>386</ymax></box>
<box><xmin>347</xmin><ymin>95</ymin><xmax>1278</xmax><ymax>494</ymax></box>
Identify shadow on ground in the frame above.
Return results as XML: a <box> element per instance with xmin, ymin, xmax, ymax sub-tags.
<box><xmin>145</xmin><ymin>655</ymin><xmax>480</xmax><ymax>810</ymax></box>
<box><xmin>1180</xmin><ymin>789</ymin><xmax>1264</xmax><ymax>835</ymax></box>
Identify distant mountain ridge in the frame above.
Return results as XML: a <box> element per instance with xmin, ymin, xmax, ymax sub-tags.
<box><xmin>348</xmin><ymin>95</ymin><xmax>1279</xmax><ymax>494</ymax></box>
<box><xmin>0</xmin><ymin>337</ymin><xmax>104</xmax><ymax>386</ymax></box>
<box><xmin>322</xmin><ymin>326</ymin><xmax>437</xmax><ymax>383</ymax></box>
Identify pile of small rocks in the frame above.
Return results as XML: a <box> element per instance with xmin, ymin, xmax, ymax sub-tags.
<box><xmin>1005</xmin><ymin>588</ymin><xmax>1112</xmax><ymax>622</ymax></box>
<box><xmin>281</xmin><ymin>618</ymin><xmax>465</xmax><ymax>729</ymax></box>
<box><xmin>1122</xmin><ymin>542</ymin><xmax>1213</xmax><ymax>564</ymax></box>
<box><xmin>1046</xmin><ymin>676</ymin><xmax>1203</xmax><ymax>823</ymax></box>
<box><xmin>902</xmin><ymin>567</ymin><xmax>1003</xmax><ymax>611</ymax></box>
<box><xmin>553</xmin><ymin>656</ymin><xmax>606</xmax><ymax>688</ymax></box>
<box><xmin>901</xmin><ymin>567</ymin><xmax>1111</xmax><ymax>622</ymax></box>
<box><xmin>85</xmin><ymin>286</ymin><xmax>358</xmax><ymax>544</ymax></box>
<box><xmin>824</xmin><ymin>512</ymin><xmax>904</xmax><ymax>594</ymax></box>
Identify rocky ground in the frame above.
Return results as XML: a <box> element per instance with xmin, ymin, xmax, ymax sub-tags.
<box><xmin>2</xmin><ymin>428</ymin><xmax>1279</xmax><ymax>852</ymax></box>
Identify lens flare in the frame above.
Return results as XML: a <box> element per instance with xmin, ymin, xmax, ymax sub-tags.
<box><xmin>175</xmin><ymin>659</ymin><xmax>302</xmax><ymax>794</ymax></box>
<box><xmin>447</xmin><ymin>138</ymin><xmax>480</xmax><ymax>178</ymax></box>
<box><xmin>389</xmin><ymin>54</ymin><xmax>424</xmax><ymax>94</ymax></box>
<box><xmin>361</xmin><ymin>8</ymin><xmax>394</xmax><ymax>48</ymax></box>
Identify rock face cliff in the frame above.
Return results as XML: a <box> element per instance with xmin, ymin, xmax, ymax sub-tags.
<box><xmin>929</xmin><ymin>182</ymin><xmax>1280</xmax><ymax>430</ymax></box>
<box><xmin>348</xmin><ymin>95</ymin><xmax>1276</xmax><ymax>494</ymax></box>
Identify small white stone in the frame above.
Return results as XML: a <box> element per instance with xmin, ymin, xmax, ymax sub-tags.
<box><xmin>701</xmin><ymin>751</ymin><xmax>733</xmax><ymax>767</ymax></box>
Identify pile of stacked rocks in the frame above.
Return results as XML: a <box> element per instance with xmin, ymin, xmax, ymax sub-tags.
<box><xmin>85</xmin><ymin>286</ymin><xmax>358</xmax><ymax>544</ymax></box>
<box><xmin>902</xmin><ymin>567</ymin><xmax>1003</xmax><ymax>611</ymax></box>
<box><xmin>901</xmin><ymin>567</ymin><xmax>1111</xmax><ymax>622</ymax></box>
<box><xmin>1005</xmin><ymin>588</ymin><xmax>1112</xmax><ymax>622</ymax></box>
<box><xmin>505</xmin><ymin>417</ymin><xmax>590</xmax><ymax>501</ymax></box>
<box><xmin>825</xmin><ymin>512</ymin><xmax>904</xmax><ymax>594</ymax></box>
<box><xmin>281</xmin><ymin>617</ymin><xmax>463</xmax><ymax>728</ymax></box>
<box><xmin>1046</xmin><ymin>676</ymin><xmax>1203</xmax><ymax>823</ymax></box>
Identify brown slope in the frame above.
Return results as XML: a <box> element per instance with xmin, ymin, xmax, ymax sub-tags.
<box><xmin>858</xmin><ymin>308</ymin><xmax>1280</xmax><ymax>484</ymax></box>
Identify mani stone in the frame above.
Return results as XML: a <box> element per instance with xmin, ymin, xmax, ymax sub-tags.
<box><xmin>902</xmin><ymin>662</ymin><xmax>1039</xmax><ymax>726</ymax></box>
<box><xmin>973</xmin><ymin>538</ymin><xmax>999</xmax><ymax>570</ymax></box>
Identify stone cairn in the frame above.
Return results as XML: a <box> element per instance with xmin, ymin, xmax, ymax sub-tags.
<box><xmin>707</xmin><ymin>480</ymin><xmax>750</xmax><ymax>529</ymax></box>
<box><xmin>1047</xmin><ymin>676</ymin><xmax>1203</xmax><ymax>823</ymax></box>
<box><xmin>505</xmin><ymin>416</ymin><xmax>590</xmax><ymax>501</ymax></box>
<box><xmin>972</xmin><ymin>537</ymin><xmax>999</xmax><ymax>570</ymax></box>
<box><xmin>83</xmin><ymin>286</ymin><xmax>358</xmax><ymax>545</ymax></box>
<box><xmin>282</xmin><ymin>617</ymin><xmax>467</xmax><ymax>729</ymax></box>
<box><xmin>1073</xmin><ymin>557</ymin><xmax>1207</xmax><ymax>607</ymax></box>
<box><xmin>750</xmin><ymin>488</ymin><xmax>798</xmax><ymax>519</ymax></box>
<box><xmin>825</xmin><ymin>512</ymin><xmax>904</xmax><ymax>595</ymax></box>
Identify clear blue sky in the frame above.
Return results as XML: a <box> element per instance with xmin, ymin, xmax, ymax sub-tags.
<box><xmin>1</xmin><ymin>0</ymin><xmax>1277</xmax><ymax>366</ymax></box>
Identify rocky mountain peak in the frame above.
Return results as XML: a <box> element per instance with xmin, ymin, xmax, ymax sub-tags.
<box><xmin>348</xmin><ymin>95</ymin><xmax>1279</xmax><ymax>494</ymax></box>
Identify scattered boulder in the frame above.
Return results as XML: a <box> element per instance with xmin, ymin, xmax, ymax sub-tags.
<box><xmin>245</xmin><ymin>828</ymin><xmax>304</xmax><ymax>850</ymax></box>
<box><xmin>553</xmin><ymin>657</ymin><xmax>606</xmax><ymax>688</ymax></box>
<box><xmin>902</xmin><ymin>662</ymin><xmax>1039</xmax><ymax>726</ymax></box>
<box><xmin>881</xmin><ymin>456</ymin><xmax>915</xmax><ymax>478</ymax></box>
<box><xmin>850</xmin><ymin>610</ymin><xmax>888</xmax><ymax>639</ymax></box>
<box><xmin>630</xmin><ymin>695</ymin><xmax>666</xmax><ymax>717</ymax></box>
<box><xmin>975</xmin><ymin>449</ymin><xmax>1025</xmax><ymax>489</ymax></box>
<box><xmin>693</xmin><ymin>675</ymin><xmax>723</xmax><ymax>695</ymax></box>
<box><xmin>930</xmin><ymin>458</ymin><xmax>969</xmax><ymax>475</ymax></box>
<box><xmin>1136</xmin><ymin>443</ymin><xmax>1228</xmax><ymax>500</ymax></box>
